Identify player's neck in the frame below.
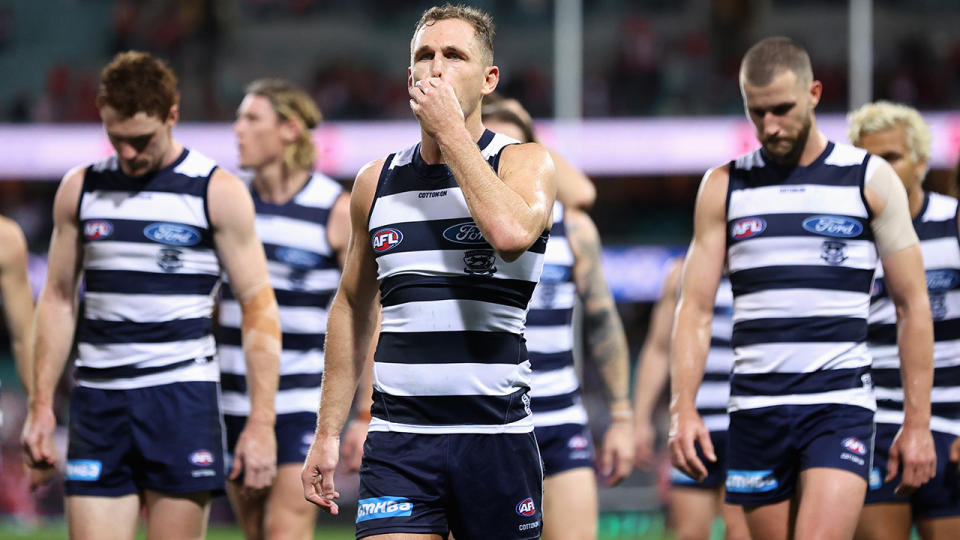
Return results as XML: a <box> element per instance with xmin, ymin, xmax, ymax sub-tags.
<box><xmin>253</xmin><ymin>161</ymin><xmax>311</xmax><ymax>205</ymax></box>
<box><xmin>159</xmin><ymin>139</ymin><xmax>184</xmax><ymax>169</ymax></box>
<box><xmin>419</xmin><ymin>114</ymin><xmax>487</xmax><ymax>165</ymax></box>
<box><xmin>908</xmin><ymin>186</ymin><xmax>926</xmax><ymax>219</ymax></box>
<box><xmin>795</xmin><ymin>126</ymin><xmax>828</xmax><ymax>167</ymax></box>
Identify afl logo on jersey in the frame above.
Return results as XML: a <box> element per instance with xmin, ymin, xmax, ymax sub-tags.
<box><xmin>731</xmin><ymin>217</ymin><xmax>766</xmax><ymax>240</ymax></box>
<box><xmin>143</xmin><ymin>223</ymin><xmax>202</xmax><ymax>246</ymax></box>
<box><xmin>841</xmin><ymin>437</ymin><xmax>867</xmax><ymax>456</ymax></box>
<box><xmin>516</xmin><ymin>498</ymin><xmax>536</xmax><ymax>517</ymax></box>
<box><xmin>84</xmin><ymin>220</ymin><xmax>113</xmax><ymax>240</ymax></box>
<box><xmin>372</xmin><ymin>228</ymin><xmax>403</xmax><ymax>253</ymax></box>
<box><xmin>442</xmin><ymin>222</ymin><xmax>487</xmax><ymax>245</ymax></box>
<box><xmin>189</xmin><ymin>450</ymin><xmax>215</xmax><ymax>466</ymax></box>
<box><xmin>802</xmin><ymin>216</ymin><xmax>863</xmax><ymax>238</ymax></box>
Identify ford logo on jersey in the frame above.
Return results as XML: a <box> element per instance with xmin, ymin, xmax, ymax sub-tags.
<box><xmin>731</xmin><ymin>217</ymin><xmax>766</xmax><ymax>240</ymax></box>
<box><xmin>442</xmin><ymin>222</ymin><xmax>488</xmax><ymax>244</ymax></box>
<box><xmin>356</xmin><ymin>497</ymin><xmax>413</xmax><ymax>522</ymax></box>
<box><xmin>927</xmin><ymin>269</ymin><xmax>960</xmax><ymax>292</ymax></box>
<box><xmin>540</xmin><ymin>264</ymin><xmax>571</xmax><ymax>283</ymax></box>
<box><xmin>516</xmin><ymin>498</ymin><xmax>537</xmax><ymax>517</ymax></box>
<box><xmin>842</xmin><ymin>437</ymin><xmax>867</xmax><ymax>456</ymax></box>
<box><xmin>372</xmin><ymin>228</ymin><xmax>403</xmax><ymax>253</ymax></box>
<box><xmin>802</xmin><ymin>215</ymin><xmax>863</xmax><ymax>238</ymax></box>
<box><xmin>276</xmin><ymin>247</ymin><xmax>322</xmax><ymax>269</ymax></box>
<box><xmin>143</xmin><ymin>222</ymin><xmax>202</xmax><ymax>246</ymax></box>
<box><xmin>189</xmin><ymin>450</ymin><xmax>215</xmax><ymax>466</ymax></box>
<box><xmin>84</xmin><ymin>220</ymin><xmax>113</xmax><ymax>240</ymax></box>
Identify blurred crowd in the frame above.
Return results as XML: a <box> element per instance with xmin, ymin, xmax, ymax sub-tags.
<box><xmin>2</xmin><ymin>0</ymin><xmax>960</xmax><ymax>123</ymax></box>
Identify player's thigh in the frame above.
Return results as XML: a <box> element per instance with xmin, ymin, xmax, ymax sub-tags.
<box><xmin>542</xmin><ymin>467</ymin><xmax>598</xmax><ymax>540</ymax></box>
<box><xmin>264</xmin><ymin>463</ymin><xmax>318</xmax><ymax>540</ymax></box>
<box><xmin>720</xmin><ymin>501</ymin><xmax>751</xmax><ymax>540</ymax></box>
<box><xmin>742</xmin><ymin>498</ymin><xmax>794</xmax><ymax>540</ymax></box>
<box><xmin>66</xmin><ymin>494</ymin><xmax>140</xmax><ymax>540</ymax></box>
<box><xmin>226</xmin><ymin>480</ymin><xmax>268</xmax><ymax>540</ymax></box>
<box><xmin>669</xmin><ymin>486</ymin><xmax>720</xmax><ymax>540</ymax></box>
<box><xmin>854</xmin><ymin>503</ymin><xmax>912</xmax><ymax>540</ymax></box>
<box><xmin>795</xmin><ymin>467</ymin><xmax>866</xmax><ymax>540</ymax></box>
<box><xmin>917</xmin><ymin>516</ymin><xmax>960</xmax><ymax>540</ymax></box>
<box><xmin>143</xmin><ymin>489</ymin><xmax>211</xmax><ymax>540</ymax></box>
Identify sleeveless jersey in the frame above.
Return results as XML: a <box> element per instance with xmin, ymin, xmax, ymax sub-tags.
<box><xmin>366</xmin><ymin>130</ymin><xmax>548</xmax><ymax>434</ymax></box>
<box><xmin>868</xmin><ymin>191</ymin><xmax>960</xmax><ymax>435</ymax></box>
<box><xmin>526</xmin><ymin>202</ymin><xmax>586</xmax><ymax>428</ymax></box>
<box><xmin>76</xmin><ymin>149</ymin><xmax>221</xmax><ymax>389</ymax></box>
<box><xmin>726</xmin><ymin>141</ymin><xmax>878</xmax><ymax>412</ymax></box>
<box><xmin>217</xmin><ymin>173</ymin><xmax>343</xmax><ymax>416</ymax></box>
<box><xmin>700</xmin><ymin>277</ymin><xmax>733</xmax><ymax>432</ymax></box>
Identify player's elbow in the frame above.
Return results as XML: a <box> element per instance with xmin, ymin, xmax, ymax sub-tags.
<box><xmin>486</xmin><ymin>227</ymin><xmax>537</xmax><ymax>263</ymax></box>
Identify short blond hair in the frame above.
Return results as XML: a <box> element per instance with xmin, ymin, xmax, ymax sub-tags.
<box><xmin>848</xmin><ymin>100</ymin><xmax>931</xmax><ymax>164</ymax></box>
<box><xmin>411</xmin><ymin>4</ymin><xmax>495</xmax><ymax>65</ymax></box>
<box><xmin>246</xmin><ymin>78</ymin><xmax>322</xmax><ymax>172</ymax></box>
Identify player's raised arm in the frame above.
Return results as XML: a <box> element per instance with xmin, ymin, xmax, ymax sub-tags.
<box><xmin>209</xmin><ymin>168</ymin><xmax>280</xmax><ymax>492</ymax></box>
<box><xmin>864</xmin><ymin>157</ymin><xmax>937</xmax><ymax>494</ymax></box>
<box><xmin>668</xmin><ymin>166</ymin><xmax>728</xmax><ymax>482</ymax></box>
<box><xmin>301</xmin><ymin>158</ymin><xmax>383</xmax><ymax>515</ymax></box>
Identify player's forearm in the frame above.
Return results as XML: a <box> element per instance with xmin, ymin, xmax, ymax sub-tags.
<box><xmin>634</xmin><ymin>346</ymin><xmax>669</xmax><ymax>421</ymax></box>
<box><xmin>239</xmin><ymin>286</ymin><xmax>281</xmax><ymax>426</ymax></box>
<box><xmin>436</xmin><ymin>128</ymin><xmax>545</xmax><ymax>256</ymax></box>
<box><xmin>669</xmin><ymin>306</ymin><xmax>711</xmax><ymax>413</ymax></box>
<box><xmin>584</xmin><ymin>302</ymin><xmax>631</xmax><ymax>406</ymax></box>
<box><xmin>318</xmin><ymin>299</ymin><xmax>378</xmax><ymax>437</ymax></box>
<box><xmin>31</xmin><ymin>296</ymin><xmax>76</xmax><ymax>409</ymax></box>
<box><xmin>896</xmin><ymin>303</ymin><xmax>934</xmax><ymax>427</ymax></box>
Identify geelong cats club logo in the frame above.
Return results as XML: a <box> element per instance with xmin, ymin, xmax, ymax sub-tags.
<box><xmin>463</xmin><ymin>250</ymin><xmax>496</xmax><ymax>276</ymax></box>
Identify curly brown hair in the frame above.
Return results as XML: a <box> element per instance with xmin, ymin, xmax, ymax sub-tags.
<box><xmin>96</xmin><ymin>51</ymin><xmax>179</xmax><ymax>120</ymax></box>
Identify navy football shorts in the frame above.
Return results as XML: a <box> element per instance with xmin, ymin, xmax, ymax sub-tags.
<box><xmin>225</xmin><ymin>411</ymin><xmax>316</xmax><ymax>470</ymax></box>
<box><xmin>534</xmin><ymin>423</ymin><xmax>595</xmax><ymax>477</ymax></box>
<box><xmin>356</xmin><ymin>431</ymin><xmax>543</xmax><ymax>539</ymax></box>
<box><xmin>671</xmin><ymin>430</ymin><xmax>728</xmax><ymax>490</ymax></box>
<box><xmin>866</xmin><ymin>423</ymin><xmax>960</xmax><ymax>519</ymax></box>
<box><xmin>65</xmin><ymin>382</ymin><xmax>226</xmax><ymax>496</ymax></box>
<box><xmin>725</xmin><ymin>403</ymin><xmax>874</xmax><ymax>506</ymax></box>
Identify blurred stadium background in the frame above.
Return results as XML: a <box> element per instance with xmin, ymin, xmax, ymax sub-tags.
<box><xmin>0</xmin><ymin>0</ymin><xmax>958</xmax><ymax>538</ymax></box>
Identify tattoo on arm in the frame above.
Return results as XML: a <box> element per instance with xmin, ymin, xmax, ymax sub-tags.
<box><xmin>568</xmin><ymin>213</ymin><xmax>631</xmax><ymax>404</ymax></box>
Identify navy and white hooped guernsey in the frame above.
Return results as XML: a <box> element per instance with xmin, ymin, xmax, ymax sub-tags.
<box><xmin>868</xmin><ymin>191</ymin><xmax>960</xmax><ymax>436</ymax></box>
<box><xmin>366</xmin><ymin>130</ymin><xmax>548</xmax><ymax>434</ymax></box>
<box><xmin>725</xmin><ymin>141</ymin><xmax>879</xmax><ymax>412</ymax></box>
<box><xmin>699</xmin><ymin>277</ymin><xmax>733</xmax><ymax>432</ymax></box>
<box><xmin>76</xmin><ymin>149</ymin><xmax>222</xmax><ymax>389</ymax></box>
<box><xmin>217</xmin><ymin>173</ymin><xmax>343</xmax><ymax>416</ymax></box>
<box><xmin>526</xmin><ymin>201</ymin><xmax>585</xmax><ymax>428</ymax></box>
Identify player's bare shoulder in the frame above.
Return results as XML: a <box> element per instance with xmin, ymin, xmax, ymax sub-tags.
<box><xmin>498</xmin><ymin>141</ymin><xmax>555</xmax><ymax>181</ymax></box>
<box><xmin>207</xmin><ymin>168</ymin><xmax>256</xmax><ymax>229</ymax></box>
<box><xmin>51</xmin><ymin>165</ymin><xmax>88</xmax><ymax>224</ymax></box>
<box><xmin>351</xmin><ymin>158</ymin><xmax>388</xmax><ymax>222</ymax></box>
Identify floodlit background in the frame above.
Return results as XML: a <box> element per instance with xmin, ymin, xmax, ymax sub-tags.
<box><xmin>0</xmin><ymin>1</ymin><xmax>958</xmax><ymax>538</ymax></box>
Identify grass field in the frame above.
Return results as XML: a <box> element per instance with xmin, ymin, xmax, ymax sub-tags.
<box><xmin>0</xmin><ymin>522</ymin><xmax>356</xmax><ymax>539</ymax></box>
